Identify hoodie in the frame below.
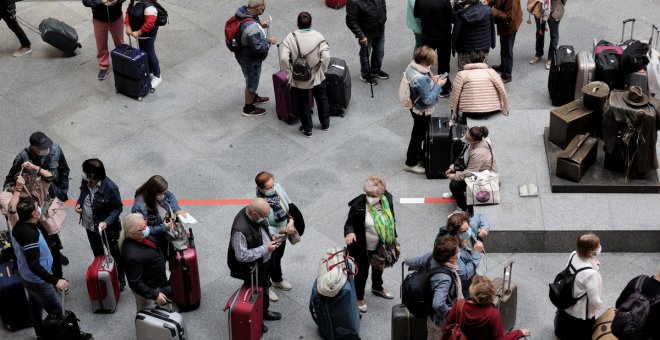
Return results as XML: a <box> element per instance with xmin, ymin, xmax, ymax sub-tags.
<box><xmin>234</xmin><ymin>6</ymin><xmax>271</xmax><ymax>61</ymax></box>
<box><xmin>442</xmin><ymin>302</ymin><xmax>525</xmax><ymax>340</ymax></box>
<box><xmin>451</xmin><ymin>3</ymin><xmax>495</xmax><ymax>55</ymax></box>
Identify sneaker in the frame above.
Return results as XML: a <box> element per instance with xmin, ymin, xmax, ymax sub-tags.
<box><xmin>151</xmin><ymin>75</ymin><xmax>163</xmax><ymax>89</ymax></box>
<box><xmin>149</xmin><ymin>73</ymin><xmax>155</xmax><ymax>80</ymax></box>
<box><xmin>242</xmin><ymin>106</ymin><xmax>267</xmax><ymax>117</ymax></box>
<box><xmin>119</xmin><ymin>281</ymin><xmax>127</xmax><ymax>292</ymax></box>
<box><xmin>253</xmin><ymin>94</ymin><xmax>270</xmax><ymax>104</ymax></box>
<box><xmin>60</xmin><ymin>254</ymin><xmax>69</xmax><ymax>266</ymax></box>
<box><xmin>371</xmin><ymin>70</ymin><xmax>389</xmax><ymax>79</ymax></box>
<box><xmin>501</xmin><ymin>77</ymin><xmax>512</xmax><ymax>84</ymax></box>
<box><xmin>545</xmin><ymin>60</ymin><xmax>552</xmax><ymax>70</ymax></box>
<box><xmin>403</xmin><ymin>164</ymin><xmax>425</xmax><ymax>174</ymax></box>
<box><xmin>359</xmin><ymin>74</ymin><xmax>378</xmax><ymax>85</ymax></box>
<box><xmin>79</xmin><ymin>332</ymin><xmax>94</xmax><ymax>340</ymax></box>
<box><xmin>13</xmin><ymin>47</ymin><xmax>32</xmax><ymax>57</ymax></box>
<box><xmin>299</xmin><ymin>126</ymin><xmax>312</xmax><ymax>138</ymax></box>
<box><xmin>268</xmin><ymin>289</ymin><xmax>279</xmax><ymax>302</ymax></box>
<box><xmin>322</xmin><ymin>126</ymin><xmax>329</xmax><ymax>131</ymax></box>
<box><xmin>272</xmin><ymin>280</ymin><xmax>292</xmax><ymax>291</ymax></box>
<box><xmin>529</xmin><ymin>55</ymin><xmax>542</xmax><ymax>64</ymax></box>
<box><xmin>439</xmin><ymin>88</ymin><xmax>452</xmax><ymax>98</ymax></box>
<box><xmin>442</xmin><ymin>192</ymin><xmax>453</xmax><ymax>199</ymax></box>
<box><xmin>97</xmin><ymin>69</ymin><xmax>108</xmax><ymax>81</ymax></box>
<box><xmin>357</xmin><ymin>301</ymin><xmax>367</xmax><ymax>313</ymax></box>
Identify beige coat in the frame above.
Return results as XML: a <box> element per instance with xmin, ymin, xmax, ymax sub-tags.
<box><xmin>455</xmin><ymin>139</ymin><xmax>498</xmax><ymax>181</ymax></box>
<box><xmin>279</xmin><ymin>29</ymin><xmax>330</xmax><ymax>90</ymax></box>
<box><xmin>449</xmin><ymin>63</ymin><xmax>509</xmax><ymax>115</ymax></box>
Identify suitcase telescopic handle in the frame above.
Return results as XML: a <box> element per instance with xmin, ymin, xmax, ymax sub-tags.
<box><xmin>652</xmin><ymin>25</ymin><xmax>659</xmax><ymax>49</ymax></box>
<box><xmin>622</xmin><ymin>18</ymin><xmax>636</xmax><ymax>42</ymax></box>
<box><xmin>501</xmin><ymin>260</ymin><xmax>513</xmax><ymax>292</ymax></box>
<box><xmin>400</xmin><ymin>261</ymin><xmax>405</xmax><ymax>300</ymax></box>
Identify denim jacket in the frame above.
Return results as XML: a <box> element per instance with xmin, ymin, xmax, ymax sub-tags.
<box><xmin>131</xmin><ymin>191</ymin><xmax>181</xmax><ymax>235</ymax></box>
<box><xmin>406</xmin><ymin>253</ymin><xmax>458</xmax><ymax>325</ymax></box>
<box><xmin>76</xmin><ymin>177</ymin><xmax>123</xmax><ymax>232</ymax></box>
<box><xmin>405</xmin><ymin>63</ymin><xmax>442</xmax><ymax>112</ymax></box>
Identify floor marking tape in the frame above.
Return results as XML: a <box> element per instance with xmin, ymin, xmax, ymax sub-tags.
<box><xmin>64</xmin><ymin>198</ymin><xmax>253</xmax><ymax>206</ymax></box>
<box><xmin>399</xmin><ymin>197</ymin><xmax>455</xmax><ymax>204</ymax></box>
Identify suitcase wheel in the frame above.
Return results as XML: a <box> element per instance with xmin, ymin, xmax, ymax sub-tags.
<box><xmin>149</xmin><ymin>88</ymin><xmax>155</xmax><ymax>94</ymax></box>
<box><xmin>138</xmin><ymin>96</ymin><xmax>143</xmax><ymax>101</ymax></box>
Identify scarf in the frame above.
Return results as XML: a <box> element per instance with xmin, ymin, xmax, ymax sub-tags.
<box><xmin>541</xmin><ymin>0</ymin><xmax>551</xmax><ymax>23</ymax></box>
<box><xmin>444</xmin><ymin>262</ymin><xmax>464</xmax><ymax>300</ymax></box>
<box><xmin>367</xmin><ymin>195</ymin><xmax>396</xmax><ymax>245</ymax></box>
<box><xmin>256</xmin><ymin>187</ymin><xmax>287</xmax><ymax>224</ymax></box>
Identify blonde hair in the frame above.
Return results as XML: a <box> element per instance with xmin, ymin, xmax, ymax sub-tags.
<box><xmin>363</xmin><ymin>176</ymin><xmax>386</xmax><ymax>196</ymax></box>
<box><xmin>413</xmin><ymin>45</ymin><xmax>437</xmax><ymax>66</ymax></box>
<box><xmin>119</xmin><ymin>213</ymin><xmax>146</xmax><ymax>249</ymax></box>
<box><xmin>469</xmin><ymin>276</ymin><xmax>497</xmax><ymax>306</ymax></box>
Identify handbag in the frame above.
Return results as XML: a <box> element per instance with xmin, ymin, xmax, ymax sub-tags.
<box><xmin>164</xmin><ymin>204</ymin><xmax>189</xmax><ymax>251</ymax></box>
<box><xmin>40</xmin><ymin>197</ymin><xmax>67</xmax><ymax>235</ymax></box>
<box><xmin>288</xmin><ymin>227</ymin><xmax>301</xmax><ymax>245</ymax></box>
<box><xmin>287</xmin><ymin>203</ymin><xmax>305</xmax><ymax>236</ymax></box>
<box><xmin>317</xmin><ymin>247</ymin><xmax>357</xmax><ymax>298</ymax></box>
<box><xmin>444</xmin><ymin>299</ymin><xmax>468</xmax><ymax>340</ymax></box>
<box><xmin>465</xmin><ymin>170</ymin><xmax>500</xmax><ymax>205</ymax></box>
<box><xmin>369</xmin><ymin>239</ymin><xmax>401</xmax><ymax>271</ymax></box>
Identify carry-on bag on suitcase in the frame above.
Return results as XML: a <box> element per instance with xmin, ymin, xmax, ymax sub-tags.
<box><xmin>325</xmin><ymin>57</ymin><xmax>352</xmax><ymax>117</ymax></box>
<box><xmin>548</xmin><ymin>45</ymin><xmax>578</xmax><ymax>106</ymax></box>
<box><xmin>592</xmin><ymin>307</ymin><xmax>616</xmax><ymax>340</ymax></box>
<box><xmin>224</xmin><ymin>266</ymin><xmax>263</xmax><ymax>340</ymax></box>
<box><xmin>42</xmin><ymin>292</ymin><xmax>85</xmax><ymax>340</ymax></box>
<box><xmin>0</xmin><ymin>262</ymin><xmax>31</xmax><ymax>331</ymax></box>
<box><xmin>309</xmin><ymin>275</ymin><xmax>360</xmax><ymax>339</ymax></box>
<box><xmin>575</xmin><ymin>51</ymin><xmax>596</xmax><ymax>100</ymax></box>
<box><xmin>111</xmin><ymin>37</ymin><xmax>151</xmax><ymax>101</ymax></box>
<box><xmin>272</xmin><ymin>70</ymin><xmax>314</xmax><ymax>124</ymax></box>
<box><xmin>425</xmin><ymin>117</ymin><xmax>467</xmax><ymax>179</ymax></box>
<box><xmin>39</xmin><ymin>18</ymin><xmax>81</xmax><ymax>56</ymax></box>
<box><xmin>392</xmin><ymin>262</ymin><xmax>428</xmax><ymax>340</ymax></box>
<box><xmin>136</xmin><ymin>303</ymin><xmax>187</xmax><ymax>340</ymax></box>
<box><xmin>169</xmin><ymin>228</ymin><xmax>201</xmax><ymax>312</ymax></box>
<box><xmin>85</xmin><ymin>230</ymin><xmax>120</xmax><ymax>313</ymax></box>
<box><xmin>492</xmin><ymin>260</ymin><xmax>517</xmax><ymax>331</ymax></box>
<box><xmin>623</xmin><ymin>68</ymin><xmax>649</xmax><ymax>93</ymax></box>
<box><xmin>326</xmin><ymin>0</ymin><xmax>347</xmax><ymax>9</ymax></box>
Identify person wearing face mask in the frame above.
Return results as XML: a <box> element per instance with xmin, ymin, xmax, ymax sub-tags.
<box><xmin>554</xmin><ymin>233</ymin><xmax>603</xmax><ymax>339</ymax></box>
<box><xmin>254</xmin><ymin>171</ymin><xmax>296</xmax><ymax>302</ymax></box>
<box><xmin>227</xmin><ymin>198</ymin><xmax>285</xmax><ymax>333</ymax></box>
<box><xmin>119</xmin><ymin>213</ymin><xmax>170</xmax><ymax>311</ymax></box>
<box><xmin>75</xmin><ymin>159</ymin><xmax>126</xmax><ymax>291</ymax></box>
<box><xmin>2</xmin><ymin>162</ymin><xmax>53</xmax><ymax>229</ymax></box>
<box><xmin>444</xmin><ymin>211</ymin><xmax>484</xmax><ymax>297</ymax></box>
<box><xmin>344</xmin><ymin>176</ymin><xmax>397</xmax><ymax>313</ymax></box>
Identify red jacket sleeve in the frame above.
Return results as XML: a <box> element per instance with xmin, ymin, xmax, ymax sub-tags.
<box><xmin>140</xmin><ymin>13</ymin><xmax>156</xmax><ymax>33</ymax></box>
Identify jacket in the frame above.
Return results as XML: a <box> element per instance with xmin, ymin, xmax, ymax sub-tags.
<box><xmin>11</xmin><ymin>221</ymin><xmax>56</xmax><ymax>285</ymax></box>
<box><xmin>345</xmin><ymin>0</ymin><xmax>387</xmax><ymax>40</ymax></box>
<box><xmin>406</xmin><ymin>0</ymin><xmax>421</xmax><ymax>35</ymax></box>
<box><xmin>4</xmin><ymin>144</ymin><xmax>70</xmax><ymax>201</ymax></box>
<box><xmin>279</xmin><ymin>29</ymin><xmax>331</xmax><ymax>89</ymax></box>
<box><xmin>443</xmin><ymin>301</ymin><xmax>525</xmax><ymax>340</ymax></box>
<box><xmin>126</xmin><ymin>0</ymin><xmax>158</xmax><ymax>38</ymax></box>
<box><xmin>76</xmin><ymin>177</ymin><xmax>123</xmax><ymax>233</ymax></box>
<box><xmin>551</xmin><ymin>0</ymin><xmax>567</xmax><ymax>21</ymax></box>
<box><xmin>344</xmin><ymin>191</ymin><xmax>396</xmax><ymax>262</ymax></box>
<box><xmin>82</xmin><ymin>0</ymin><xmax>125</xmax><ymax>23</ymax></box>
<box><xmin>451</xmin><ymin>3</ymin><xmax>496</xmax><ymax>55</ymax></box>
<box><xmin>414</xmin><ymin>0</ymin><xmax>453</xmax><ymax>42</ymax></box>
<box><xmin>227</xmin><ymin>207</ymin><xmax>271</xmax><ymax>280</ymax></box>
<box><xmin>455</xmin><ymin>138</ymin><xmax>498</xmax><ymax>181</ymax></box>
<box><xmin>234</xmin><ymin>6</ymin><xmax>271</xmax><ymax>61</ymax></box>
<box><xmin>615</xmin><ymin>275</ymin><xmax>660</xmax><ymax>338</ymax></box>
<box><xmin>131</xmin><ymin>191</ymin><xmax>181</xmax><ymax>235</ymax></box>
<box><xmin>121</xmin><ymin>237</ymin><xmax>168</xmax><ymax>300</ymax></box>
<box><xmin>450</xmin><ymin>63</ymin><xmax>508</xmax><ymax>114</ymax></box>
<box><xmin>564</xmin><ymin>251</ymin><xmax>602</xmax><ymax>320</ymax></box>
<box><xmin>489</xmin><ymin>0</ymin><xmax>522</xmax><ymax>36</ymax></box>
<box><xmin>406</xmin><ymin>61</ymin><xmax>442</xmax><ymax>115</ymax></box>
<box><xmin>406</xmin><ymin>253</ymin><xmax>459</xmax><ymax>325</ymax></box>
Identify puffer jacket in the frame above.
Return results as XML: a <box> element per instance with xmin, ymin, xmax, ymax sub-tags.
<box><xmin>279</xmin><ymin>29</ymin><xmax>331</xmax><ymax>89</ymax></box>
<box><xmin>450</xmin><ymin>63</ymin><xmax>508</xmax><ymax>115</ymax></box>
<box><xmin>451</xmin><ymin>2</ymin><xmax>495</xmax><ymax>55</ymax></box>
<box><xmin>489</xmin><ymin>0</ymin><xmax>522</xmax><ymax>36</ymax></box>
<box><xmin>455</xmin><ymin>138</ymin><xmax>498</xmax><ymax>181</ymax></box>
<box><xmin>414</xmin><ymin>0</ymin><xmax>453</xmax><ymax>42</ymax></box>
<box><xmin>346</xmin><ymin>0</ymin><xmax>386</xmax><ymax>39</ymax></box>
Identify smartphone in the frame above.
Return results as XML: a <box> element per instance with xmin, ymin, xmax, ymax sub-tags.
<box><xmin>439</xmin><ymin>72</ymin><xmax>449</xmax><ymax>80</ymax></box>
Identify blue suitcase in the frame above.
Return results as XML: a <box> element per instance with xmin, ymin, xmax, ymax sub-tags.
<box><xmin>111</xmin><ymin>43</ymin><xmax>151</xmax><ymax>101</ymax></box>
<box><xmin>309</xmin><ymin>277</ymin><xmax>360</xmax><ymax>340</ymax></box>
<box><xmin>0</xmin><ymin>262</ymin><xmax>31</xmax><ymax>331</ymax></box>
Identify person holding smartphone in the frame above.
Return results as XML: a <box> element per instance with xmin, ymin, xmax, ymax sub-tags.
<box><xmin>82</xmin><ymin>0</ymin><xmax>126</xmax><ymax>81</ymax></box>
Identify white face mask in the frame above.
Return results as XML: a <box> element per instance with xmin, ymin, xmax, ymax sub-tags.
<box><xmin>594</xmin><ymin>245</ymin><xmax>602</xmax><ymax>256</ymax></box>
<box><xmin>366</xmin><ymin>196</ymin><xmax>380</xmax><ymax>205</ymax></box>
<box><xmin>35</xmin><ymin>206</ymin><xmax>42</xmax><ymax>219</ymax></box>
<box><xmin>156</xmin><ymin>194</ymin><xmax>165</xmax><ymax>202</ymax></box>
<box><xmin>82</xmin><ymin>173</ymin><xmax>90</xmax><ymax>181</ymax></box>
<box><xmin>38</xmin><ymin>148</ymin><xmax>49</xmax><ymax>156</ymax></box>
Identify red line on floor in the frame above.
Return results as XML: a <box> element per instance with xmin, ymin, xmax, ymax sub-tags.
<box><xmin>424</xmin><ymin>197</ymin><xmax>456</xmax><ymax>204</ymax></box>
<box><xmin>64</xmin><ymin>198</ymin><xmax>253</xmax><ymax>206</ymax></box>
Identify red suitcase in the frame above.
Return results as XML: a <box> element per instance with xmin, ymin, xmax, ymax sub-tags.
<box><xmin>169</xmin><ymin>228</ymin><xmax>201</xmax><ymax>312</ymax></box>
<box><xmin>272</xmin><ymin>70</ymin><xmax>314</xmax><ymax>124</ymax></box>
<box><xmin>85</xmin><ymin>231</ymin><xmax>120</xmax><ymax>313</ymax></box>
<box><xmin>326</xmin><ymin>0</ymin><xmax>347</xmax><ymax>9</ymax></box>
<box><xmin>224</xmin><ymin>268</ymin><xmax>263</xmax><ymax>340</ymax></box>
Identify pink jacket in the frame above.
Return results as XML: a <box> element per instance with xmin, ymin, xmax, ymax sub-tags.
<box><xmin>450</xmin><ymin>63</ymin><xmax>509</xmax><ymax>115</ymax></box>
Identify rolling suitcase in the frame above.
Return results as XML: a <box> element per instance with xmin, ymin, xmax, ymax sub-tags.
<box><xmin>169</xmin><ymin>228</ymin><xmax>201</xmax><ymax>312</ymax></box>
<box><xmin>623</xmin><ymin>68</ymin><xmax>649</xmax><ymax>92</ymax></box>
<box><xmin>272</xmin><ymin>70</ymin><xmax>314</xmax><ymax>124</ymax></box>
<box><xmin>42</xmin><ymin>292</ymin><xmax>84</xmax><ymax>340</ymax></box>
<box><xmin>592</xmin><ymin>307</ymin><xmax>616</xmax><ymax>340</ymax></box>
<box><xmin>425</xmin><ymin>117</ymin><xmax>467</xmax><ymax>179</ymax></box>
<box><xmin>0</xmin><ymin>262</ymin><xmax>31</xmax><ymax>331</ymax></box>
<box><xmin>492</xmin><ymin>260</ymin><xmax>517</xmax><ymax>332</ymax></box>
<box><xmin>85</xmin><ymin>231</ymin><xmax>120</xmax><ymax>313</ymax></box>
<box><xmin>224</xmin><ymin>267</ymin><xmax>263</xmax><ymax>340</ymax></box>
<box><xmin>575</xmin><ymin>51</ymin><xmax>596</xmax><ymax>100</ymax></box>
<box><xmin>309</xmin><ymin>276</ymin><xmax>360</xmax><ymax>340</ymax></box>
<box><xmin>548</xmin><ymin>45</ymin><xmax>578</xmax><ymax>106</ymax></box>
<box><xmin>111</xmin><ymin>38</ymin><xmax>151</xmax><ymax>101</ymax></box>
<box><xmin>325</xmin><ymin>57</ymin><xmax>352</xmax><ymax>117</ymax></box>
<box><xmin>392</xmin><ymin>262</ymin><xmax>428</xmax><ymax>340</ymax></box>
<box><xmin>136</xmin><ymin>304</ymin><xmax>187</xmax><ymax>340</ymax></box>
<box><xmin>595</xmin><ymin>51</ymin><xmax>620</xmax><ymax>90</ymax></box>
<box><xmin>39</xmin><ymin>18</ymin><xmax>81</xmax><ymax>56</ymax></box>
<box><xmin>325</xmin><ymin>0</ymin><xmax>347</xmax><ymax>9</ymax></box>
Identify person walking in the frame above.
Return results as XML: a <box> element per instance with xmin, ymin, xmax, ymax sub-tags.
<box><xmin>530</xmin><ymin>0</ymin><xmax>566</xmax><ymax>70</ymax></box>
<box><xmin>485</xmin><ymin>0</ymin><xmax>522</xmax><ymax>83</ymax></box>
<box><xmin>346</xmin><ymin>0</ymin><xmax>389</xmax><ymax>86</ymax></box>
<box><xmin>0</xmin><ymin>0</ymin><xmax>31</xmax><ymax>57</ymax></box>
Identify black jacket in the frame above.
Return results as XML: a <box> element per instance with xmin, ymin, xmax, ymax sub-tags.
<box><xmin>451</xmin><ymin>3</ymin><xmax>495</xmax><ymax>55</ymax></box>
<box><xmin>615</xmin><ymin>275</ymin><xmax>660</xmax><ymax>338</ymax></box>
<box><xmin>76</xmin><ymin>177</ymin><xmax>123</xmax><ymax>233</ymax></box>
<box><xmin>1</xmin><ymin>0</ymin><xmax>17</xmax><ymax>15</ymax></box>
<box><xmin>345</xmin><ymin>0</ymin><xmax>387</xmax><ymax>40</ymax></box>
<box><xmin>82</xmin><ymin>0</ymin><xmax>125</xmax><ymax>23</ymax></box>
<box><xmin>343</xmin><ymin>191</ymin><xmax>396</xmax><ymax>261</ymax></box>
<box><xmin>4</xmin><ymin>144</ymin><xmax>70</xmax><ymax>201</ymax></box>
<box><xmin>121</xmin><ymin>237</ymin><xmax>168</xmax><ymax>300</ymax></box>
<box><xmin>415</xmin><ymin>0</ymin><xmax>453</xmax><ymax>42</ymax></box>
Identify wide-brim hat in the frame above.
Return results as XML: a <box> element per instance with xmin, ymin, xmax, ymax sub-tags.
<box><xmin>623</xmin><ymin>86</ymin><xmax>649</xmax><ymax>107</ymax></box>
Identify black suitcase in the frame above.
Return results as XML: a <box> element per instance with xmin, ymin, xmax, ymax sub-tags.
<box><xmin>548</xmin><ymin>45</ymin><xmax>578</xmax><ymax>106</ymax></box>
<box><xmin>595</xmin><ymin>51</ymin><xmax>621</xmax><ymax>90</ymax></box>
<box><xmin>42</xmin><ymin>309</ymin><xmax>83</xmax><ymax>340</ymax></box>
<box><xmin>0</xmin><ymin>262</ymin><xmax>32</xmax><ymax>332</ymax></box>
<box><xmin>39</xmin><ymin>18</ymin><xmax>81</xmax><ymax>56</ymax></box>
<box><xmin>111</xmin><ymin>42</ymin><xmax>151</xmax><ymax>101</ymax></box>
<box><xmin>325</xmin><ymin>57</ymin><xmax>351</xmax><ymax>117</ymax></box>
<box><xmin>623</xmin><ymin>69</ymin><xmax>649</xmax><ymax>93</ymax></box>
<box><xmin>425</xmin><ymin>117</ymin><xmax>467</xmax><ymax>179</ymax></box>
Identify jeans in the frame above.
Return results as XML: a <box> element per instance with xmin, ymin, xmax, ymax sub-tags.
<box><xmin>236</xmin><ymin>55</ymin><xmax>262</xmax><ymax>93</ymax></box>
<box><xmin>270</xmin><ymin>236</ymin><xmax>286</xmax><ymax>282</ymax></box>
<box><xmin>406</xmin><ymin>111</ymin><xmax>431</xmax><ymax>166</ymax></box>
<box><xmin>92</xmin><ymin>17</ymin><xmax>124</xmax><ymax>70</ymax></box>
<box><xmin>22</xmin><ymin>279</ymin><xmax>62</xmax><ymax>337</ymax></box>
<box><xmin>138</xmin><ymin>34</ymin><xmax>160</xmax><ymax>77</ymax></box>
<box><xmin>294</xmin><ymin>80</ymin><xmax>330</xmax><ymax>133</ymax></box>
<box><xmin>535</xmin><ymin>17</ymin><xmax>560</xmax><ymax>61</ymax></box>
<box><xmin>358</xmin><ymin>34</ymin><xmax>385</xmax><ymax>76</ymax></box>
<box><xmin>422</xmin><ymin>39</ymin><xmax>452</xmax><ymax>91</ymax></box>
<box><xmin>354</xmin><ymin>250</ymin><xmax>384</xmax><ymax>300</ymax></box>
<box><xmin>449</xmin><ymin>180</ymin><xmax>468</xmax><ymax>211</ymax></box>
<box><xmin>243</xmin><ymin>259</ymin><xmax>273</xmax><ymax>317</ymax></box>
<box><xmin>0</xmin><ymin>10</ymin><xmax>30</xmax><ymax>48</ymax></box>
<box><xmin>499</xmin><ymin>32</ymin><xmax>517</xmax><ymax>79</ymax></box>
<box><xmin>85</xmin><ymin>228</ymin><xmax>126</xmax><ymax>284</ymax></box>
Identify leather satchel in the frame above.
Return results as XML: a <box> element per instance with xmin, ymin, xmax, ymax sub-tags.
<box><xmin>369</xmin><ymin>239</ymin><xmax>401</xmax><ymax>271</ymax></box>
<box><xmin>549</xmin><ymin>99</ymin><xmax>595</xmax><ymax>149</ymax></box>
<box><xmin>556</xmin><ymin>134</ymin><xmax>598</xmax><ymax>182</ymax></box>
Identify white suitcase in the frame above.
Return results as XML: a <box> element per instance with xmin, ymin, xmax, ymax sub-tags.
<box><xmin>575</xmin><ymin>51</ymin><xmax>595</xmax><ymax>100</ymax></box>
<box><xmin>136</xmin><ymin>305</ymin><xmax>187</xmax><ymax>340</ymax></box>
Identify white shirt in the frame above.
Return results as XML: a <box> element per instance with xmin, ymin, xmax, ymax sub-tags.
<box><xmin>564</xmin><ymin>251</ymin><xmax>603</xmax><ymax>319</ymax></box>
<box><xmin>363</xmin><ymin>203</ymin><xmax>380</xmax><ymax>251</ymax></box>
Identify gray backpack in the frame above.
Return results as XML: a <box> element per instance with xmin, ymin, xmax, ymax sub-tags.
<box><xmin>612</xmin><ymin>275</ymin><xmax>659</xmax><ymax>338</ymax></box>
<box><xmin>290</xmin><ymin>33</ymin><xmax>326</xmax><ymax>82</ymax></box>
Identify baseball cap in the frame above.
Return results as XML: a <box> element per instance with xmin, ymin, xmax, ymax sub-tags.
<box><xmin>29</xmin><ymin>131</ymin><xmax>53</xmax><ymax>149</ymax></box>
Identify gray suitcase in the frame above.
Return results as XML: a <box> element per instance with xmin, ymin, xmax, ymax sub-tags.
<box><xmin>575</xmin><ymin>51</ymin><xmax>595</xmax><ymax>100</ymax></box>
<box><xmin>136</xmin><ymin>304</ymin><xmax>187</xmax><ymax>340</ymax></box>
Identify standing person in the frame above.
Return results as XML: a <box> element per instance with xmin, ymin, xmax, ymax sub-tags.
<box><xmin>344</xmin><ymin>176</ymin><xmax>397</xmax><ymax>313</ymax></box>
<box><xmin>406</xmin><ymin>236</ymin><xmax>463</xmax><ymax>339</ymax></box>
<box><xmin>406</xmin><ymin>0</ymin><xmax>422</xmax><ymax>53</ymax></box>
<box><xmin>254</xmin><ymin>171</ymin><xmax>297</xmax><ymax>302</ymax></box>
<box><xmin>345</xmin><ymin>0</ymin><xmax>389</xmax><ymax>86</ymax></box>
<box><xmin>485</xmin><ymin>0</ymin><xmax>522</xmax><ymax>83</ymax></box>
<box><xmin>75</xmin><ymin>159</ymin><xmax>126</xmax><ymax>291</ymax></box>
<box><xmin>451</xmin><ymin>0</ymin><xmax>495</xmax><ymax>71</ymax></box>
<box><xmin>403</xmin><ymin>45</ymin><xmax>446</xmax><ymax>174</ymax></box>
<box><xmin>614</xmin><ymin>265</ymin><xmax>660</xmax><ymax>338</ymax></box>
<box><xmin>0</xmin><ymin>0</ymin><xmax>31</xmax><ymax>57</ymax></box>
<box><xmin>530</xmin><ymin>0</ymin><xmax>565</xmax><ymax>70</ymax></box>
<box><xmin>554</xmin><ymin>233</ymin><xmax>603</xmax><ymax>339</ymax></box>
<box><xmin>3</xmin><ymin>163</ymin><xmax>52</xmax><ymax>230</ymax></box>
<box><xmin>233</xmin><ymin>0</ymin><xmax>276</xmax><ymax>116</ymax></box>
<box><xmin>414</xmin><ymin>0</ymin><xmax>453</xmax><ymax>96</ymax></box>
<box><xmin>279</xmin><ymin>11</ymin><xmax>331</xmax><ymax>137</ymax></box>
<box><xmin>83</xmin><ymin>0</ymin><xmax>126</xmax><ymax>81</ymax></box>
<box><xmin>125</xmin><ymin>0</ymin><xmax>162</xmax><ymax>89</ymax></box>
<box><xmin>11</xmin><ymin>196</ymin><xmax>93</xmax><ymax>340</ymax></box>
<box><xmin>227</xmin><ymin>198</ymin><xmax>284</xmax><ymax>334</ymax></box>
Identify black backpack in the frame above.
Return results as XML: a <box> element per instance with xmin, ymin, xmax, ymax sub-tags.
<box><xmin>612</xmin><ymin>275</ymin><xmax>660</xmax><ymax>338</ymax></box>
<box><xmin>290</xmin><ymin>33</ymin><xmax>326</xmax><ymax>82</ymax></box>
<box><xmin>620</xmin><ymin>41</ymin><xmax>650</xmax><ymax>74</ymax></box>
<box><xmin>548</xmin><ymin>253</ymin><xmax>593</xmax><ymax>309</ymax></box>
<box><xmin>402</xmin><ymin>256</ymin><xmax>454</xmax><ymax>318</ymax></box>
<box><xmin>150</xmin><ymin>1</ymin><xmax>168</xmax><ymax>26</ymax></box>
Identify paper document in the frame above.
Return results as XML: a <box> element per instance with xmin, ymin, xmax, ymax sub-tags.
<box><xmin>267</xmin><ymin>15</ymin><xmax>273</xmax><ymax>36</ymax></box>
<box><xmin>178</xmin><ymin>213</ymin><xmax>198</xmax><ymax>224</ymax></box>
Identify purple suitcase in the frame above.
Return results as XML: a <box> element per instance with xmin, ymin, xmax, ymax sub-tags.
<box><xmin>111</xmin><ymin>42</ymin><xmax>151</xmax><ymax>101</ymax></box>
<box><xmin>272</xmin><ymin>70</ymin><xmax>314</xmax><ymax>124</ymax></box>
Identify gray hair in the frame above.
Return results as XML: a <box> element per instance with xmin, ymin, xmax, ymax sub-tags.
<box><xmin>247</xmin><ymin>0</ymin><xmax>264</xmax><ymax>8</ymax></box>
<box><xmin>363</xmin><ymin>176</ymin><xmax>386</xmax><ymax>196</ymax></box>
<box><xmin>118</xmin><ymin>213</ymin><xmax>146</xmax><ymax>249</ymax></box>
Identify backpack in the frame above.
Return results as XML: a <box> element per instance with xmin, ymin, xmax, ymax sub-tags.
<box><xmin>151</xmin><ymin>1</ymin><xmax>168</xmax><ymax>26</ymax></box>
<box><xmin>444</xmin><ymin>299</ymin><xmax>468</xmax><ymax>340</ymax></box>
<box><xmin>224</xmin><ymin>16</ymin><xmax>253</xmax><ymax>52</ymax></box>
<box><xmin>290</xmin><ymin>33</ymin><xmax>326</xmax><ymax>82</ymax></box>
<box><xmin>612</xmin><ymin>275</ymin><xmax>660</xmax><ymax>338</ymax></box>
<box><xmin>402</xmin><ymin>256</ymin><xmax>454</xmax><ymax>318</ymax></box>
<box><xmin>398</xmin><ymin>71</ymin><xmax>425</xmax><ymax>109</ymax></box>
<box><xmin>620</xmin><ymin>40</ymin><xmax>650</xmax><ymax>74</ymax></box>
<box><xmin>526</xmin><ymin>0</ymin><xmax>542</xmax><ymax>18</ymax></box>
<box><xmin>548</xmin><ymin>253</ymin><xmax>593</xmax><ymax>309</ymax></box>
